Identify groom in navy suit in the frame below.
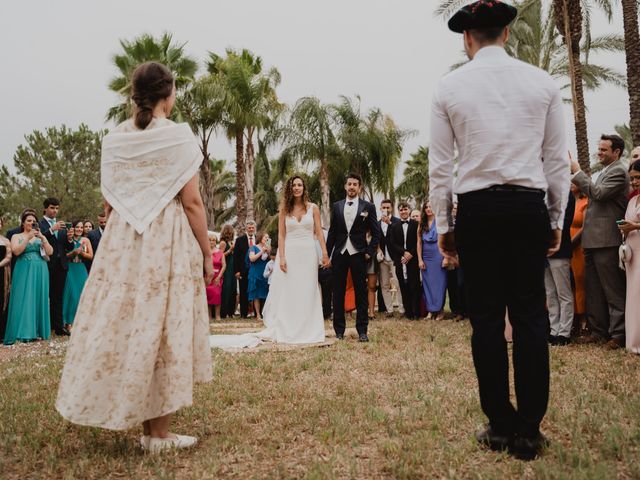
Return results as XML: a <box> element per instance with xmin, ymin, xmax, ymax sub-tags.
<box><xmin>326</xmin><ymin>173</ymin><xmax>381</xmax><ymax>342</ymax></box>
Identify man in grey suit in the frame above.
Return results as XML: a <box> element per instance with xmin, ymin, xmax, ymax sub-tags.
<box><xmin>571</xmin><ymin>134</ymin><xmax>629</xmax><ymax>349</ymax></box>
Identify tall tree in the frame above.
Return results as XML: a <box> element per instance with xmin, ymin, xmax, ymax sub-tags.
<box><xmin>207</xmin><ymin>49</ymin><xmax>282</xmax><ymax>231</ymax></box>
<box><xmin>554</xmin><ymin>0</ymin><xmax>591</xmax><ymax>172</ymax></box>
<box><xmin>0</xmin><ymin>125</ymin><xmax>106</xmax><ymax>227</ymax></box>
<box><xmin>179</xmin><ymin>77</ymin><xmax>225</xmax><ymax>227</ymax></box>
<box><xmin>107</xmin><ymin>32</ymin><xmax>198</xmax><ymax>124</ymax></box>
<box><xmin>396</xmin><ymin>146</ymin><xmax>430</xmax><ymax>206</ymax></box>
<box><xmin>621</xmin><ymin>0</ymin><xmax>640</xmax><ymax>145</ymax></box>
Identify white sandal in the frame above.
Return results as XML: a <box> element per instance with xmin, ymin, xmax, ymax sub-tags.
<box><xmin>145</xmin><ymin>434</ymin><xmax>198</xmax><ymax>453</ymax></box>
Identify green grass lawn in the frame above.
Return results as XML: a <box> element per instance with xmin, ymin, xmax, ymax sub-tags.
<box><xmin>1</xmin><ymin>318</ymin><xmax>639</xmax><ymax>479</ymax></box>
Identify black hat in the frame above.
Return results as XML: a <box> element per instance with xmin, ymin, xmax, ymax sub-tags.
<box><xmin>448</xmin><ymin>1</ymin><xmax>518</xmax><ymax>34</ymax></box>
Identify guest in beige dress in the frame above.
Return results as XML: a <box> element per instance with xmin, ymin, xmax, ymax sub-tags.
<box><xmin>620</xmin><ymin>160</ymin><xmax>640</xmax><ymax>354</ymax></box>
<box><xmin>56</xmin><ymin>62</ymin><xmax>214</xmax><ymax>453</ymax></box>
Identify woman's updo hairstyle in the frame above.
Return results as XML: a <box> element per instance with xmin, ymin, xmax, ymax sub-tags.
<box><xmin>131</xmin><ymin>62</ymin><xmax>174</xmax><ymax>130</ymax></box>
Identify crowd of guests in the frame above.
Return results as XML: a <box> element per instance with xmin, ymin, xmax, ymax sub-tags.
<box><xmin>2</xmin><ymin>137</ymin><xmax>639</xmax><ymax>357</ymax></box>
<box><xmin>201</xmin><ymin>135</ymin><xmax>640</xmax><ymax>356</ymax></box>
<box><xmin>204</xmin><ymin>198</ymin><xmax>465</xmax><ymax>328</ymax></box>
<box><xmin>0</xmin><ymin>198</ymin><xmax>105</xmax><ymax>345</ymax></box>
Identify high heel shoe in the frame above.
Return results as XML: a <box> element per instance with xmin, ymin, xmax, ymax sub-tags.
<box><xmin>144</xmin><ymin>434</ymin><xmax>198</xmax><ymax>453</ymax></box>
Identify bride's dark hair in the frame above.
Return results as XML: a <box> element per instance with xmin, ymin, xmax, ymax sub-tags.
<box><xmin>280</xmin><ymin>175</ymin><xmax>309</xmax><ymax>216</ymax></box>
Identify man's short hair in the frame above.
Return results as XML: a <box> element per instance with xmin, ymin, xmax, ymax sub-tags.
<box><xmin>246</xmin><ymin>220</ymin><xmax>257</xmax><ymax>227</ymax></box>
<box><xmin>43</xmin><ymin>197</ymin><xmax>60</xmax><ymax>209</ymax></box>
<box><xmin>380</xmin><ymin>199</ymin><xmax>392</xmax><ymax>206</ymax></box>
<box><xmin>345</xmin><ymin>172</ymin><xmax>363</xmax><ymax>185</ymax></box>
<box><xmin>601</xmin><ymin>134</ymin><xmax>625</xmax><ymax>158</ymax></box>
<box><xmin>398</xmin><ymin>201</ymin><xmax>411</xmax><ymax>210</ymax></box>
<box><xmin>469</xmin><ymin>26</ymin><xmax>506</xmax><ymax>44</ymax></box>
<box><xmin>97</xmin><ymin>212</ymin><xmax>107</xmax><ymax>218</ymax></box>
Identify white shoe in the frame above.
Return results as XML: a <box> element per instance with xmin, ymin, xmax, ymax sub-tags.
<box><xmin>146</xmin><ymin>434</ymin><xmax>198</xmax><ymax>453</ymax></box>
<box><xmin>140</xmin><ymin>435</ymin><xmax>150</xmax><ymax>449</ymax></box>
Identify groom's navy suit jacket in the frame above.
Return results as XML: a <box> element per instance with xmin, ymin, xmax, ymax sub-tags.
<box><xmin>326</xmin><ymin>199</ymin><xmax>381</xmax><ymax>259</ymax></box>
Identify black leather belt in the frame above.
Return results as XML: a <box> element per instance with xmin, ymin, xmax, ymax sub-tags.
<box><xmin>486</xmin><ymin>185</ymin><xmax>544</xmax><ymax>193</ymax></box>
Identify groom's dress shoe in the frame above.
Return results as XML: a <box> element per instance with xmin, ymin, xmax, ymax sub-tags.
<box><xmin>475</xmin><ymin>425</ymin><xmax>512</xmax><ymax>452</ymax></box>
<box><xmin>511</xmin><ymin>432</ymin><xmax>549</xmax><ymax>461</ymax></box>
<box><xmin>336</xmin><ymin>334</ymin><xmax>345</xmax><ymax>340</ymax></box>
<box><xmin>358</xmin><ymin>334</ymin><xmax>369</xmax><ymax>342</ymax></box>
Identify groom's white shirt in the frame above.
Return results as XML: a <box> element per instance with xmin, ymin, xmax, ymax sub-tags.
<box><xmin>341</xmin><ymin>197</ymin><xmax>359</xmax><ymax>255</ymax></box>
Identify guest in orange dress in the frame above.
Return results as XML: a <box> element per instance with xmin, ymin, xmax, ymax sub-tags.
<box><xmin>570</xmin><ymin>183</ymin><xmax>588</xmax><ymax>333</ymax></box>
<box><xmin>345</xmin><ymin>269</ymin><xmax>356</xmax><ymax>313</ymax></box>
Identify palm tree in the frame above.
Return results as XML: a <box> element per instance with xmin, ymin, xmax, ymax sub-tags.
<box><xmin>107</xmin><ymin>32</ymin><xmax>198</xmax><ymax>124</ymax></box>
<box><xmin>362</xmin><ymin>109</ymin><xmax>414</xmax><ymax>205</ymax></box>
<box><xmin>396</xmin><ymin>146</ymin><xmax>430</xmax><ymax>205</ymax></box>
<box><xmin>179</xmin><ymin>76</ymin><xmax>225</xmax><ymax>227</ymax></box>
<box><xmin>207</xmin><ymin>49</ymin><xmax>282</xmax><ymax>231</ymax></box>
<box><xmin>279</xmin><ymin>97</ymin><xmax>338</xmax><ymax>226</ymax></box>
<box><xmin>209</xmin><ymin>158</ymin><xmax>237</xmax><ymax>229</ymax></box>
<box><xmin>621</xmin><ymin>0</ymin><xmax>640</xmax><ymax>145</ymax></box>
<box><xmin>506</xmin><ymin>1</ymin><xmax>625</xmax><ymax>91</ymax></box>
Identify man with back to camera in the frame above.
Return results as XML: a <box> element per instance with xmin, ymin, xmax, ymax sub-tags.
<box><xmin>430</xmin><ymin>1</ymin><xmax>569</xmax><ymax>460</ymax></box>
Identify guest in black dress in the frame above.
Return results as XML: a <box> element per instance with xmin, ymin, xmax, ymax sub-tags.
<box><xmin>0</xmin><ymin>217</ymin><xmax>12</xmax><ymax>341</ymax></box>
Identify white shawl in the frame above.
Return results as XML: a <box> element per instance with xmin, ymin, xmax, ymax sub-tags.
<box><xmin>101</xmin><ymin>122</ymin><xmax>201</xmax><ymax>235</ymax></box>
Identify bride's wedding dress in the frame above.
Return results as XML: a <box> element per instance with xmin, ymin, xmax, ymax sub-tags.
<box><xmin>209</xmin><ymin>207</ymin><xmax>326</xmax><ymax>350</ymax></box>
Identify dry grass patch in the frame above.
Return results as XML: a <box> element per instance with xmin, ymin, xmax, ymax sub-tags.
<box><xmin>1</xmin><ymin>319</ymin><xmax>639</xmax><ymax>479</ymax></box>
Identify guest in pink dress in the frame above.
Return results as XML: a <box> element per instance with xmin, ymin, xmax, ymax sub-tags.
<box><xmin>206</xmin><ymin>233</ymin><xmax>226</xmax><ymax>321</ymax></box>
<box><xmin>619</xmin><ymin>160</ymin><xmax>640</xmax><ymax>353</ymax></box>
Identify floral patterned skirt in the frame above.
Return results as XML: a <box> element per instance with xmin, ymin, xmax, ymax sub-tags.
<box><xmin>56</xmin><ymin>199</ymin><xmax>213</xmax><ymax>430</ymax></box>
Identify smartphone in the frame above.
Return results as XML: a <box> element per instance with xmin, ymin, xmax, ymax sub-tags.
<box><xmin>65</xmin><ymin>222</ymin><xmax>73</xmax><ymax>229</ymax></box>
<box><xmin>616</xmin><ymin>220</ymin><xmax>627</xmax><ymax>225</ymax></box>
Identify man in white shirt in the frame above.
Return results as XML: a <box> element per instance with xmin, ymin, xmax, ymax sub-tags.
<box><xmin>430</xmin><ymin>1</ymin><xmax>569</xmax><ymax>461</ymax></box>
<box><xmin>377</xmin><ymin>199</ymin><xmax>403</xmax><ymax>316</ymax></box>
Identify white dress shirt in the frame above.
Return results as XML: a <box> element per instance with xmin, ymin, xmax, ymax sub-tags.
<box><xmin>380</xmin><ymin>220</ymin><xmax>392</xmax><ymax>261</ymax></box>
<box><xmin>341</xmin><ymin>197</ymin><xmax>359</xmax><ymax>255</ymax></box>
<box><xmin>429</xmin><ymin>46</ymin><xmax>569</xmax><ymax>233</ymax></box>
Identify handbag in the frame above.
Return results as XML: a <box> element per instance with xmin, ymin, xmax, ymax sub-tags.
<box><xmin>619</xmin><ymin>241</ymin><xmax>632</xmax><ymax>271</ymax></box>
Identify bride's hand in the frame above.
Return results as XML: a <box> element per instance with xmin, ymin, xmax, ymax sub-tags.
<box><xmin>322</xmin><ymin>255</ymin><xmax>330</xmax><ymax>269</ymax></box>
<box><xmin>279</xmin><ymin>258</ymin><xmax>287</xmax><ymax>273</ymax></box>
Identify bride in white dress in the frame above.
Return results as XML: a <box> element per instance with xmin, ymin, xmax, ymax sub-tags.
<box><xmin>210</xmin><ymin>175</ymin><xmax>330</xmax><ymax>349</ymax></box>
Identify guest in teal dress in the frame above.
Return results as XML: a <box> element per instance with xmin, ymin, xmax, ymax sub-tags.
<box><xmin>63</xmin><ymin>220</ymin><xmax>93</xmax><ymax>329</ymax></box>
<box><xmin>247</xmin><ymin>232</ymin><xmax>270</xmax><ymax>321</ymax></box>
<box><xmin>4</xmin><ymin>212</ymin><xmax>54</xmax><ymax>345</ymax></box>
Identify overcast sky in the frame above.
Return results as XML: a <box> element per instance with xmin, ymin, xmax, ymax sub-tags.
<box><xmin>0</xmin><ymin>1</ymin><xmax>631</xmax><ymax>174</ymax></box>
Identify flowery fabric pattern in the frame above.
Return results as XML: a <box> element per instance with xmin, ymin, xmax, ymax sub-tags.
<box><xmin>56</xmin><ymin>119</ymin><xmax>212</xmax><ymax>430</ymax></box>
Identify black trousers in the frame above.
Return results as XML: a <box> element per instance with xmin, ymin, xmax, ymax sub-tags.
<box><xmin>48</xmin><ymin>259</ymin><xmax>67</xmax><ymax>333</ymax></box>
<box><xmin>395</xmin><ymin>262</ymin><xmax>420</xmax><ymax>319</ymax></box>
<box><xmin>238</xmin><ymin>273</ymin><xmax>249</xmax><ymax>318</ymax></box>
<box><xmin>332</xmin><ymin>251</ymin><xmax>368</xmax><ymax>335</ymax></box>
<box><xmin>318</xmin><ymin>267</ymin><xmax>333</xmax><ymax>320</ymax></box>
<box><xmin>456</xmin><ymin>189</ymin><xmax>551</xmax><ymax>437</ymax></box>
<box><xmin>447</xmin><ymin>268</ymin><xmax>467</xmax><ymax>316</ymax></box>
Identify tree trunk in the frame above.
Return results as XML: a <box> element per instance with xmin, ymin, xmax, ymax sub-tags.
<box><xmin>235</xmin><ymin>130</ymin><xmax>247</xmax><ymax>233</ymax></box>
<box><xmin>556</xmin><ymin>0</ymin><xmax>591</xmax><ymax>173</ymax></box>
<box><xmin>319</xmin><ymin>157</ymin><xmax>330</xmax><ymax>227</ymax></box>
<box><xmin>245</xmin><ymin>128</ymin><xmax>255</xmax><ymax>223</ymax></box>
<box><xmin>199</xmin><ymin>155</ymin><xmax>215</xmax><ymax>229</ymax></box>
<box><xmin>622</xmin><ymin>0</ymin><xmax>640</xmax><ymax>146</ymax></box>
